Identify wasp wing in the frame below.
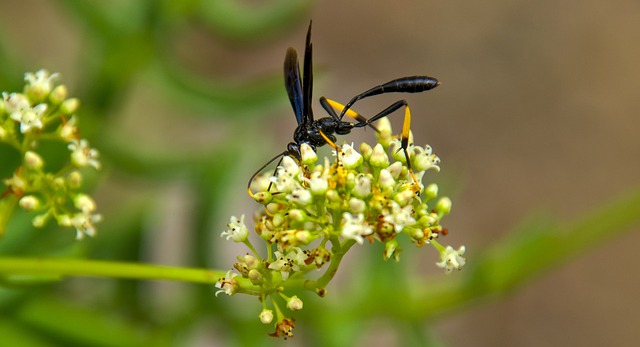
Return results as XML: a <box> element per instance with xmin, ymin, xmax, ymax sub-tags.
<box><xmin>284</xmin><ymin>47</ymin><xmax>304</xmax><ymax>125</ymax></box>
<box><xmin>302</xmin><ymin>21</ymin><xmax>314</xmax><ymax>124</ymax></box>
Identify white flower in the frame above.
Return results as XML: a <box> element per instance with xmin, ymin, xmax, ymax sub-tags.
<box><xmin>268</xmin><ymin>247</ymin><xmax>307</xmax><ymax>279</ymax></box>
<box><xmin>24</xmin><ymin>69</ymin><xmax>58</xmax><ymax>101</ymax></box>
<box><xmin>309</xmin><ymin>172</ymin><xmax>328</xmax><ymax>195</ymax></box>
<box><xmin>70</xmin><ymin>212</ymin><xmax>102</xmax><ymax>240</ymax></box>
<box><xmin>287</xmin><ymin>187</ymin><xmax>312</xmax><ymax>206</ymax></box>
<box><xmin>60</xmin><ymin>115</ymin><xmax>78</xmax><ymax>142</ymax></box>
<box><xmin>353</xmin><ymin>174</ymin><xmax>371</xmax><ymax>198</ymax></box>
<box><xmin>214</xmin><ymin>270</ymin><xmax>238</xmax><ymax>296</ymax></box>
<box><xmin>336</xmin><ymin>142</ymin><xmax>363</xmax><ymax>169</ymax></box>
<box><xmin>382</xmin><ymin>201</ymin><xmax>416</xmax><ymax>233</ymax></box>
<box><xmin>340</xmin><ymin>212</ymin><xmax>372</xmax><ymax>244</ymax></box>
<box><xmin>68</xmin><ymin>139</ymin><xmax>101</xmax><ymax>169</ymax></box>
<box><xmin>3</xmin><ymin>92</ymin><xmax>30</xmax><ymax>118</ymax></box>
<box><xmin>436</xmin><ymin>245</ymin><xmax>466</xmax><ymax>273</ymax></box>
<box><xmin>413</xmin><ymin>145</ymin><xmax>441</xmax><ymax>172</ymax></box>
<box><xmin>221</xmin><ymin>215</ymin><xmax>248</xmax><ymax>242</ymax></box>
<box><xmin>10</xmin><ymin>103</ymin><xmax>47</xmax><ymax>133</ymax></box>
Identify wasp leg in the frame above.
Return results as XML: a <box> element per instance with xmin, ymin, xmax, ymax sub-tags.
<box><xmin>356</xmin><ymin>100</ymin><xmax>422</xmax><ymax>194</ymax></box>
<box><xmin>320</xmin><ymin>97</ymin><xmax>379</xmax><ymax>132</ymax></box>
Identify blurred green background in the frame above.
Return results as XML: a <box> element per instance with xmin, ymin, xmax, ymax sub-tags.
<box><xmin>1</xmin><ymin>0</ymin><xmax>639</xmax><ymax>346</ymax></box>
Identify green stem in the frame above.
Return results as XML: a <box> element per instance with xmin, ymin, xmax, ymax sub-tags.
<box><xmin>315</xmin><ymin>239</ymin><xmax>356</xmax><ymax>288</ymax></box>
<box><xmin>0</xmin><ymin>195</ymin><xmax>19</xmax><ymax>237</ymax></box>
<box><xmin>0</xmin><ymin>257</ymin><xmax>225</xmax><ymax>284</ymax></box>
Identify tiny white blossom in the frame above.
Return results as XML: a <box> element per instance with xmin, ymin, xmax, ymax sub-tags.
<box><xmin>268</xmin><ymin>247</ymin><xmax>307</xmax><ymax>279</ymax></box>
<box><xmin>214</xmin><ymin>270</ymin><xmax>239</xmax><ymax>296</ymax></box>
<box><xmin>340</xmin><ymin>212</ymin><xmax>372</xmax><ymax>244</ymax></box>
<box><xmin>68</xmin><ymin>139</ymin><xmax>101</xmax><ymax>169</ymax></box>
<box><xmin>71</xmin><ymin>212</ymin><xmax>102</xmax><ymax>240</ymax></box>
<box><xmin>10</xmin><ymin>103</ymin><xmax>47</xmax><ymax>133</ymax></box>
<box><xmin>382</xmin><ymin>201</ymin><xmax>416</xmax><ymax>233</ymax></box>
<box><xmin>221</xmin><ymin>215</ymin><xmax>248</xmax><ymax>242</ymax></box>
<box><xmin>59</xmin><ymin>115</ymin><xmax>78</xmax><ymax>142</ymax></box>
<box><xmin>353</xmin><ymin>174</ymin><xmax>371</xmax><ymax>198</ymax></box>
<box><xmin>287</xmin><ymin>187</ymin><xmax>312</xmax><ymax>206</ymax></box>
<box><xmin>24</xmin><ymin>69</ymin><xmax>59</xmax><ymax>101</ymax></box>
<box><xmin>3</xmin><ymin>92</ymin><xmax>30</xmax><ymax>119</ymax></box>
<box><xmin>336</xmin><ymin>142</ymin><xmax>363</xmax><ymax>169</ymax></box>
<box><xmin>309</xmin><ymin>172</ymin><xmax>329</xmax><ymax>195</ymax></box>
<box><xmin>436</xmin><ymin>245</ymin><xmax>466</xmax><ymax>273</ymax></box>
<box><xmin>413</xmin><ymin>145</ymin><xmax>441</xmax><ymax>172</ymax></box>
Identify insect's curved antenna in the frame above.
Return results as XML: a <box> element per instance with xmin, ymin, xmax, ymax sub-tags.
<box><xmin>247</xmin><ymin>150</ymin><xmax>288</xmax><ymax>199</ymax></box>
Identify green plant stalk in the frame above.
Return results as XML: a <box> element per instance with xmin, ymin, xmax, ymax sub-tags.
<box><xmin>0</xmin><ymin>257</ymin><xmax>226</xmax><ymax>284</ymax></box>
<box><xmin>0</xmin><ymin>195</ymin><xmax>18</xmax><ymax>237</ymax></box>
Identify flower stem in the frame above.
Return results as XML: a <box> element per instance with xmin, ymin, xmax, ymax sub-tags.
<box><xmin>0</xmin><ymin>257</ymin><xmax>225</xmax><ymax>284</ymax></box>
<box><xmin>0</xmin><ymin>195</ymin><xmax>19</xmax><ymax>237</ymax></box>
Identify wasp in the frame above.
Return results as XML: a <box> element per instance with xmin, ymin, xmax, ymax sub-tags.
<box><xmin>248</xmin><ymin>22</ymin><xmax>440</xmax><ymax>196</ymax></box>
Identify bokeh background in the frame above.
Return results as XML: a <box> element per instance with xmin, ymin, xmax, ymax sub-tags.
<box><xmin>1</xmin><ymin>1</ymin><xmax>639</xmax><ymax>346</ymax></box>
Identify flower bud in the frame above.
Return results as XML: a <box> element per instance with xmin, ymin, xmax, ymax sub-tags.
<box><xmin>60</xmin><ymin>98</ymin><xmax>80</xmax><ymax>114</ymax></box>
<box><xmin>252</xmin><ymin>191</ymin><xmax>272</xmax><ymax>204</ymax></box>
<box><xmin>287</xmin><ymin>295</ymin><xmax>303</xmax><ymax>311</ymax></box>
<box><xmin>300</xmin><ymin>143</ymin><xmax>318</xmax><ymax>165</ymax></box>
<box><xmin>67</xmin><ymin>171</ymin><xmax>83</xmax><ymax>189</ymax></box>
<box><xmin>19</xmin><ymin>195</ymin><xmax>41</xmax><ymax>211</ymax></box>
<box><xmin>309</xmin><ymin>175</ymin><xmax>328</xmax><ymax>195</ymax></box>
<box><xmin>423</xmin><ymin>183</ymin><xmax>438</xmax><ymax>201</ymax></box>
<box><xmin>248</xmin><ymin>269</ymin><xmax>263</xmax><ymax>285</ymax></box>
<box><xmin>369</xmin><ymin>144</ymin><xmax>390</xmax><ymax>168</ymax></box>
<box><xmin>49</xmin><ymin>85</ymin><xmax>68</xmax><ymax>105</ymax></box>
<box><xmin>74</xmin><ymin>194</ymin><xmax>97</xmax><ymax>212</ymax></box>
<box><xmin>360</xmin><ymin>142</ymin><xmax>373</xmax><ymax>160</ymax></box>
<box><xmin>348</xmin><ymin>197</ymin><xmax>365</xmax><ymax>214</ymax></box>
<box><xmin>435</xmin><ymin>197</ymin><xmax>452</xmax><ymax>216</ymax></box>
<box><xmin>259</xmin><ymin>309</ymin><xmax>274</xmax><ymax>324</ymax></box>
<box><xmin>24</xmin><ymin>151</ymin><xmax>44</xmax><ymax>170</ymax></box>
<box><xmin>378</xmin><ymin>169</ymin><xmax>395</xmax><ymax>191</ymax></box>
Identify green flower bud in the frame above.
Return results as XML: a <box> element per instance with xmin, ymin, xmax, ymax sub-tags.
<box><xmin>60</xmin><ymin>98</ymin><xmax>80</xmax><ymax>114</ymax></box>
<box><xmin>24</xmin><ymin>151</ymin><xmax>44</xmax><ymax>170</ymax></box>
<box><xmin>49</xmin><ymin>85</ymin><xmax>68</xmax><ymax>105</ymax></box>
<box><xmin>369</xmin><ymin>144</ymin><xmax>390</xmax><ymax>168</ymax></box>
<box><xmin>248</xmin><ymin>269</ymin><xmax>263</xmax><ymax>285</ymax></box>
<box><xmin>435</xmin><ymin>197</ymin><xmax>452</xmax><ymax>216</ymax></box>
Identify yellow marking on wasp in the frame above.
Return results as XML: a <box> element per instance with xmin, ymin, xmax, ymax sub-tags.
<box><xmin>402</xmin><ymin>105</ymin><xmax>412</xmax><ymax>140</ymax></box>
<box><xmin>325</xmin><ymin>98</ymin><xmax>366</xmax><ymax>122</ymax></box>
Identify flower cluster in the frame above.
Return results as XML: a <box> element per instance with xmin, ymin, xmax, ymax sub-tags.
<box><xmin>217</xmin><ymin>117</ymin><xmax>465</xmax><ymax>338</ymax></box>
<box><xmin>1</xmin><ymin>69</ymin><xmax>101</xmax><ymax>239</ymax></box>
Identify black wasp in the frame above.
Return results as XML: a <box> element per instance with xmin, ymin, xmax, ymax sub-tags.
<box><xmin>248</xmin><ymin>22</ymin><xmax>440</xmax><ymax>196</ymax></box>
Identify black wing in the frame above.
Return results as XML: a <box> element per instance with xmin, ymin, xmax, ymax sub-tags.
<box><xmin>284</xmin><ymin>47</ymin><xmax>304</xmax><ymax>125</ymax></box>
<box><xmin>302</xmin><ymin>21</ymin><xmax>313</xmax><ymax>123</ymax></box>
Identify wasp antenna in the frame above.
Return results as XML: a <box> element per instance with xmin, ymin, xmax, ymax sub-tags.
<box><xmin>248</xmin><ymin>150</ymin><xmax>288</xmax><ymax>198</ymax></box>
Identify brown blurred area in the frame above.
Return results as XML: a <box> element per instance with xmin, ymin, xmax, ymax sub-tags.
<box><xmin>2</xmin><ymin>1</ymin><xmax>639</xmax><ymax>346</ymax></box>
